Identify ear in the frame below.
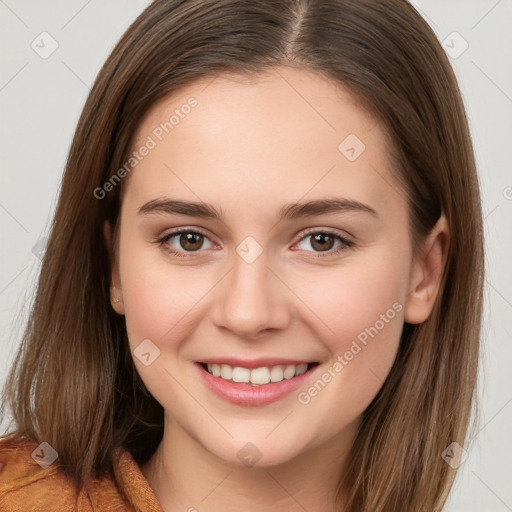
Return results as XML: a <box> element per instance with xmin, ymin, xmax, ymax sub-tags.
<box><xmin>404</xmin><ymin>214</ymin><xmax>450</xmax><ymax>324</ymax></box>
<box><xmin>104</xmin><ymin>220</ymin><xmax>125</xmax><ymax>315</ymax></box>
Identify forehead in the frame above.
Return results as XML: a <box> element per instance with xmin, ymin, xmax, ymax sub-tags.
<box><xmin>124</xmin><ymin>66</ymin><xmax>404</xmax><ymax>220</ymax></box>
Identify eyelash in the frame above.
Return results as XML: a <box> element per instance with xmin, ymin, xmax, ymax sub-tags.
<box><xmin>155</xmin><ymin>227</ymin><xmax>354</xmax><ymax>259</ymax></box>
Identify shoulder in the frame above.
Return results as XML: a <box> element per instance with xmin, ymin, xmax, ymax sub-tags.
<box><xmin>0</xmin><ymin>435</ymin><xmax>163</xmax><ymax>511</ymax></box>
<box><xmin>0</xmin><ymin>435</ymin><xmax>88</xmax><ymax>511</ymax></box>
<box><xmin>0</xmin><ymin>436</ymin><xmax>122</xmax><ymax>511</ymax></box>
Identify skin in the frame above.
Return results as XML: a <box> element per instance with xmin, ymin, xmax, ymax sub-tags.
<box><xmin>105</xmin><ymin>66</ymin><xmax>449</xmax><ymax>512</ymax></box>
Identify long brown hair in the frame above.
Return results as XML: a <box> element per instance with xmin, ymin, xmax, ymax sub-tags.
<box><xmin>1</xmin><ymin>1</ymin><xmax>484</xmax><ymax>510</ymax></box>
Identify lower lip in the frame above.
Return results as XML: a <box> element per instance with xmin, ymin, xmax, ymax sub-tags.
<box><xmin>195</xmin><ymin>363</ymin><xmax>318</xmax><ymax>406</ymax></box>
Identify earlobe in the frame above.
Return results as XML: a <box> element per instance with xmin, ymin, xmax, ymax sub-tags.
<box><xmin>404</xmin><ymin>214</ymin><xmax>450</xmax><ymax>324</ymax></box>
<box><xmin>103</xmin><ymin>220</ymin><xmax>125</xmax><ymax>315</ymax></box>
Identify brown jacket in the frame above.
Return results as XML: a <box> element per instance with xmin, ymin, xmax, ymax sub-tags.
<box><xmin>0</xmin><ymin>436</ymin><xmax>164</xmax><ymax>511</ymax></box>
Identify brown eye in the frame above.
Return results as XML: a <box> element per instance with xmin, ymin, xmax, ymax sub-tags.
<box><xmin>295</xmin><ymin>230</ymin><xmax>353</xmax><ymax>257</ymax></box>
<box><xmin>309</xmin><ymin>233</ymin><xmax>336</xmax><ymax>252</ymax></box>
<box><xmin>179</xmin><ymin>232</ymin><xmax>204</xmax><ymax>251</ymax></box>
<box><xmin>157</xmin><ymin>229</ymin><xmax>216</xmax><ymax>257</ymax></box>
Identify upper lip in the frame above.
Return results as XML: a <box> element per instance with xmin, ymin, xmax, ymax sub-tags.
<box><xmin>197</xmin><ymin>357</ymin><xmax>317</xmax><ymax>369</ymax></box>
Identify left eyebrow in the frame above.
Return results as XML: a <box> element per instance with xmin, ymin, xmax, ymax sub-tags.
<box><xmin>278</xmin><ymin>198</ymin><xmax>379</xmax><ymax>220</ymax></box>
<box><xmin>137</xmin><ymin>197</ymin><xmax>379</xmax><ymax>220</ymax></box>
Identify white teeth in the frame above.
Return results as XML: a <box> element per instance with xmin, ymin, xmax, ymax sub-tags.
<box><xmin>232</xmin><ymin>366</ymin><xmax>251</xmax><ymax>383</ymax></box>
<box><xmin>204</xmin><ymin>362</ymin><xmax>311</xmax><ymax>384</ymax></box>
<box><xmin>269</xmin><ymin>365</ymin><xmax>284</xmax><ymax>382</ymax></box>
<box><xmin>220</xmin><ymin>364</ymin><xmax>232</xmax><ymax>380</ymax></box>
<box><xmin>283</xmin><ymin>365</ymin><xmax>296</xmax><ymax>379</ymax></box>
<box><xmin>295</xmin><ymin>363</ymin><xmax>308</xmax><ymax>376</ymax></box>
<box><xmin>250</xmin><ymin>367</ymin><xmax>270</xmax><ymax>385</ymax></box>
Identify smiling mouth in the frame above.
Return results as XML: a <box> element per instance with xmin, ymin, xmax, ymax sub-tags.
<box><xmin>198</xmin><ymin>362</ymin><xmax>319</xmax><ymax>386</ymax></box>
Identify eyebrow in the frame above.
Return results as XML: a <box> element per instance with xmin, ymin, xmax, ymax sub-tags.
<box><xmin>138</xmin><ymin>197</ymin><xmax>379</xmax><ymax>220</ymax></box>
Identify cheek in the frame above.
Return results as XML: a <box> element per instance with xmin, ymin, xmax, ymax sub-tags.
<box><xmin>117</xmin><ymin>228</ymin><xmax>210</xmax><ymax>348</ymax></box>
<box><xmin>119</xmin><ymin>249</ymin><xmax>213</xmax><ymax>406</ymax></box>
<box><xmin>293</xmin><ymin>252</ymin><xmax>407</xmax><ymax>423</ymax></box>
<box><xmin>121</xmin><ymin>262</ymin><xmax>211</xmax><ymax>346</ymax></box>
<box><xmin>294</xmin><ymin>253</ymin><xmax>406</xmax><ymax>347</ymax></box>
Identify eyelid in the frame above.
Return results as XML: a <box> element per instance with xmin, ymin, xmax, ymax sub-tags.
<box><xmin>295</xmin><ymin>226</ymin><xmax>354</xmax><ymax>244</ymax></box>
<box><xmin>156</xmin><ymin>226</ymin><xmax>219</xmax><ymax>249</ymax></box>
<box><xmin>291</xmin><ymin>227</ymin><xmax>354</xmax><ymax>257</ymax></box>
<box><xmin>164</xmin><ymin>226</ymin><xmax>214</xmax><ymax>240</ymax></box>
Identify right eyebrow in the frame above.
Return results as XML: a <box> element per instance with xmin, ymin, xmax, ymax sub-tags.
<box><xmin>138</xmin><ymin>198</ymin><xmax>224</xmax><ymax>219</ymax></box>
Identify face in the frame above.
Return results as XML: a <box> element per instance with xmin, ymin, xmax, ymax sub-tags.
<box><xmin>108</xmin><ymin>66</ymin><xmax>432</xmax><ymax>467</ymax></box>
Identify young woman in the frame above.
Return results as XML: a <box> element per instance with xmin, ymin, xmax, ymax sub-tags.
<box><xmin>0</xmin><ymin>1</ymin><xmax>484</xmax><ymax>511</ymax></box>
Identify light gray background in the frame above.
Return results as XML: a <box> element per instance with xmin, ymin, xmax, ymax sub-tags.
<box><xmin>1</xmin><ymin>1</ymin><xmax>511</xmax><ymax>510</ymax></box>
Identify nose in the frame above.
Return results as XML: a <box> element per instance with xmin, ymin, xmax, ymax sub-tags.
<box><xmin>212</xmin><ymin>249</ymin><xmax>292</xmax><ymax>339</ymax></box>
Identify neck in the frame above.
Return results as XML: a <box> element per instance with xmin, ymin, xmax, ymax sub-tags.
<box><xmin>141</xmin><ymin>416</ymin><xmax>358</xmax><ymax>512</ymax></box>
